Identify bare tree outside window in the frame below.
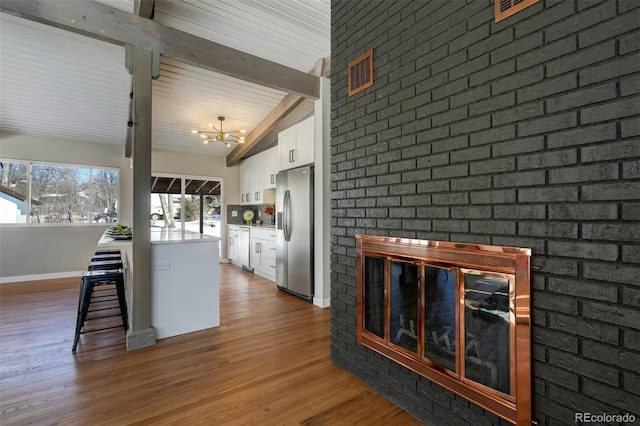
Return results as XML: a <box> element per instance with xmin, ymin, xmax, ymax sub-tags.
<box><xmin>30</xmin><ymin>165</ymin><xmax>89</xmax><ymax>223</ymax></box>
<box><xmin>93</xmin><ymin>169</ymin><xmax>118</xmax><ymax>223</ymax></box>
<box><xmin>0</xmin><ymin>159</ymin><xmax>118</xmax><ymax>225</ymax></box>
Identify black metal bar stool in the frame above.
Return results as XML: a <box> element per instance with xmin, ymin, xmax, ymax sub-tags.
<box><xmin>72</xmin><ymin>268</ymin><xmax>128</xmax><ymax>351</ymax></box>
<box><xmin>88</xmin><ymin>259</ymin><xmax>123</xmax><ymax>271</ymax></box>
<box><xmin>95</xmin><ymin>249</ymin><xmax>121</xmax><ymax>256</ymax></box>
<box><xmin>91</xmin><ymin>254</ymin><xmax>121</xmax><ymax>262</ymax></box>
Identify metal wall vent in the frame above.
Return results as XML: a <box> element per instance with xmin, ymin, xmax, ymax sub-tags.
<box><xmin>495</xmin><ymin>0</ymin><xmax>540</xmax><ymax>22</ymax></box>
<box><xmin>348</xmin><ymin>49</ymin><xmax>373</xmax><ymax>96</ymax></box>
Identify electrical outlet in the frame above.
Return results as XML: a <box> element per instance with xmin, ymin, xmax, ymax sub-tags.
<box><xmin>232</xmin><ymin>210</ymin><xmax>238</xmax><ymax>217</ymax></box>
<box><xmin>154</xmin><ymin>261</ymin><xmax>171</xmax><ymax>271</ymax></box>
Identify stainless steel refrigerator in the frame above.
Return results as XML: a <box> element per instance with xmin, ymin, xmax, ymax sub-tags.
<box><xmin>276</xmin><ymin>166</ymin><xmax>313</xmax><ymax>300</ymax></box>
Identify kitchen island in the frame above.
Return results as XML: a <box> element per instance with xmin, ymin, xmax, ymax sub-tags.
<box><xmin>98</xmin><ymin>228</ymin><xmax>220</xmax><ymax>340</ymax></box>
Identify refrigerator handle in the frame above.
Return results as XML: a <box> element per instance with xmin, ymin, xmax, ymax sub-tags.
<box><xmin>284</xmin><ymin>189</ymin><xmax>291</xmax><ymax>242</ymax></box>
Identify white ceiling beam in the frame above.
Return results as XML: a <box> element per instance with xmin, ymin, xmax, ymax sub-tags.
<box><xmin>0</xmin><ymin>0</ymin><xmax>320</xmax><ymax>99</ymax></box>
<box><xmin>226</xmin><ymin>58</ymin><xmax>330</xmax><ymax>167</ymax></box>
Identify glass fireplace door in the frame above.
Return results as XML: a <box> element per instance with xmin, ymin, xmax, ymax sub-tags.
<box><xmin>423</xmin><ymin>266</ymin><xmax>457</xmax><ymax>373</ymax></box>
<box><xmin>390</xmin><ymin>261</ymin><xmax>419</xmax><ymax>354</ymax></box>
<box><xmin>363</xmin><ymin>256</ymin><xmax>385</xmax><ymax>339</ymax></box>
<box><xmin>462</xmin><ymin>270</ymin><xmax>514</xmax><ymax>396</ymax></box>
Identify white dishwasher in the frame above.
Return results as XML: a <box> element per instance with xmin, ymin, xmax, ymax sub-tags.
<box><xmin>238</xmin><ymin>226</ymin><xmax>251</xmax><ymax>270</ymax></box>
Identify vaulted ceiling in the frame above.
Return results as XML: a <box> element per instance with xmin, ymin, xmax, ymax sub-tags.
<box><xmin>0</xmin><ymin>0</ymin><xmax>330</xmax><ymax>161</ymax></box>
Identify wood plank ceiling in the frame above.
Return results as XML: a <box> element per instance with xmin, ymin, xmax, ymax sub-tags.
<box><xmin>0</xmin><ymin>0</ymin><xmax>330</xmax><ymax>160</ymax></box>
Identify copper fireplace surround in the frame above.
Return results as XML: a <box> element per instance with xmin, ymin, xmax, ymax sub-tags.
<box><xmin>356</xmin><ymin>235</ymin><xmax>532</xmax><ymax>425</ymax></box>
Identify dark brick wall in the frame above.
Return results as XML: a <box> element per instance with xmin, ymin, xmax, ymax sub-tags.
<box><xmin>329</xmin><ymin>1</ymin><xmax>640</xmax><ymax>424</ymax></box>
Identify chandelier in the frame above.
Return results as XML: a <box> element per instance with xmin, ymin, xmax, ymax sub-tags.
<box><xmin>191</xmin><ymin>116</ymin><xmax>246</xmax><ymax>147</ymax></box>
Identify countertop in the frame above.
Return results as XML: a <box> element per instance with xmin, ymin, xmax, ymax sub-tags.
<box><xmin>98</xmin><ymin>228</ymin><xmax>220</xmax><ymax>246</ymax></box>
<box><xmin>228</xmin><ymin>223</ymin><xmax>276</xmax><ymax>229</ymax></box>
<box><xmin>98</xmin><ymin>232</ymin><xmax>133</xmax><ymax>247</ymax></box>
<box><xmin>151</xmin><ymin>229</ymin><xmax>220</xmax><ymax>244</ymax></box>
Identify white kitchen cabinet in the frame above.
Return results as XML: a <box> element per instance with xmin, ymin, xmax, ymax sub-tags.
<box><xmin>278</xmin><ymin>116</ymin><xmax>314</xmax><ymax>171</ymax></box>
<box><xmin>228</xmin><ymin>225</ymin><xmax>239</xmax><ymax>263</ymax></box>
<box><xmin>267</xmin><ymin>239</ymin><xmax>276</xmax><ymax>274</ymax></box>
<box><xmin>240</xmin><ymin>156</ymin><xmax>263</xmax><ymax>205</ymax></box>
<box><xmin>250</xmin><ymin>238</ymin><xmax>266</xmax><ymax>270</ymax></box>
<box><xmin>250</xmin><ymin>227</ymin><xmax>276</xmax><ymax>281</ymax></box>
<box><xmin>240</xmin><ymin>148</ymin><xmax>278</xmax><ymax>204</ymax></box>
<box><xmin>263</xmin><ymin>146</ymin><xmax>278</xmax><ymax>190</ymax></box>
<box><xmin>240</xmin><ymin>155</ymin><xmax>262</xmax><ymax>204</ymax></box>
<box><xmin>240</xmin><ymin>158</ymin><xmax>252</xmax><ymax>205</ymax></box>
<box><xmin>252</xmin><ymin>156</ymin><xmax>263</xmax><ymax>203</ymax></box>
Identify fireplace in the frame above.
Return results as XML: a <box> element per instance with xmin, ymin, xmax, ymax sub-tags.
<box><xmin>356</xmin><ymin>235</ymin><xmax>532</xmax><ymax>425</ymax></box>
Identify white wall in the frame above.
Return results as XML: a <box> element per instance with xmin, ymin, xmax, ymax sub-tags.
<box><xmin>0</xmin><ymin>134</ymin><xmax>132</xmax><ymax>281</ymax></box>
<box><xmin>0</xmin><ymin>135</ymin><xmax>240</xmax><ymax>281</ymax></box>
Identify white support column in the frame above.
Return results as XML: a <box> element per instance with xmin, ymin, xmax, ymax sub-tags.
<box><xmin>313</xmin><ymin>76</ymin><xmax>331</xmax><ymax>308</ymax></box>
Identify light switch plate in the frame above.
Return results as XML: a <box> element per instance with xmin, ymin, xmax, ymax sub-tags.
<box><xmin>232</xmin><ymin>210</ymin><xmax>238</xmax><ymax>217</ymax></box>
<box><xmin>154</xmin><ymin>261</ymin><xmax>171</xmax><ymax>271</ymax></box>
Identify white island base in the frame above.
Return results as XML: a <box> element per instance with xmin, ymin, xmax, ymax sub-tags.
<box><xmin>151</xmin><ymin>229</ymin><xmax>220</xmax><ymax>339</ymax></box>
<box><xmin>98</xmin><ymin>228</ymin><xmax>220</xmax><ymax>342</ymax></box>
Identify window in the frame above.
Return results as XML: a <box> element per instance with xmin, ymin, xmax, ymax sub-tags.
<box><xmin>150</xmin><ymin>174</ymin><xmax>222</xmax><ymax>238</ymax></box>
<box><xmin>0</xmin><ymin>159</ymin><xmax>119</xmax><ymax>225</ymax></box>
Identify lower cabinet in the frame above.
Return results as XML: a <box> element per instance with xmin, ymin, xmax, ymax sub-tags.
<box><xmin>229</xmin><ymin>225</ymin><xmax>275</xmax><ymax>281</ymax></box>
<box><xmin>250</xmin><ymin>227</ymin><xmax>276</xmax><ymax>281</ymax></box>
<box><xmin>228</xmin><ymin>225</ymin><xmax>239</xmax><ymax>263</ymax></box>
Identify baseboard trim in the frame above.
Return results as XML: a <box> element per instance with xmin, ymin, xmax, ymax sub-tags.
<box><xmin>0</xmin><ymin>271</ymin><xmax>84</xmax><ymax>284</ymax></box>
<box><xmin>126</xmin><ymin>327</ymin><xmax>156</xmax><ymax>351</ymax></box>
<box><xmin>313</xmin><ymin>297</ymin><xmax>331</xmax><ymax>309</ymax></box>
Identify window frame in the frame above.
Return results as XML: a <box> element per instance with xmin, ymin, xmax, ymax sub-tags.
<box><xmin>0</xmin><ymin>158</ymin><xmax>120</xmax><ymax>226</ymax></box>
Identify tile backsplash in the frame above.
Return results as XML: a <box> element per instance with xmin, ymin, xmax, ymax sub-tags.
<box><xmin>227</xmin><ymin>204</ymin><xmax>275</xmax><ymax>225</ymax></box>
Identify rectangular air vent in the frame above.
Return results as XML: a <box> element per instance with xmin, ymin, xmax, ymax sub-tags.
<box><xmin>495</xmin><ymin>0</ymin><xmax>540</xmax><ymax>22</ymax></box>
<box><xmin>348</xmin><ymin>49</ymin><xmax>373</xmax><ymax>96</ymax></box>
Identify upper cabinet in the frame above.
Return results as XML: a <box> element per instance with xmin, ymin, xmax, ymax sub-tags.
<box><xmin>278</xmin><ymin>116</ymin><xmax>314</xmax><ymax>171</ymax></box>
<box><xmin>240</xmin><ymin>157</ymin><xmax>255</xmax><ymax>204</ymax></box>
<box><xmin>262</xmin><ymin>147</ymin><xmax>277</xmax><ymax>190</ymax></box>
<box><xmin>240</xmin><ymin>146</ymin><xmax>278</xmax><ymax>205</ymax></box>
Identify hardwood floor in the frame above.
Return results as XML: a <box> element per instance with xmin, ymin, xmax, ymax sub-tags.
<box><xmin>0</xmin><ymin>264</ymin><xmax>421</xmax><ymax>425</ymax></box>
